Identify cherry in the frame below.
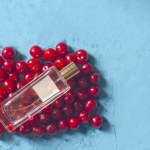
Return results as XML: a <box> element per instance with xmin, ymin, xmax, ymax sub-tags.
<box><xmin>77</xmin><ymin>75</ymin><xmax>88</xmax><ymax>89</ymax></box>
<box><xmin>24</xmin><ymin>72</ymin><xmax>34</xmax><ymax>83</ymax></box>
<box><xmin>2</xmin><ymin>47</ymin><xmax>16</xmax><ymax>59</ymax></box>
<box><xmin>54</xmin><ymin>97</ymin><xmax>64</xmax><ymax>108</ymax></box>
<box><xmin>17</xmin><ymin>81</ymin><xmax>26</xmax><ymax>89</ymax></box>
<box><xmin>46</xmin><ymin>123</ymin><xmax>57</xmax><ymax>135</ymax></box>
<box><xmin>27</xmin><ymin>114</ymin><xmax>39</xmax><ymax>125</ymax></box>
<box><xmin>42</xmin><ymin>62</ymin><xmax>53</xmax><ymax>72</ymax></box>
<box><xmin>73</xmin><ymin>101</ymin><xmax>83</xmax><ymax>112</ymax></box>
<box><xmin>64</xmin><ymin>90</ymin><xmax>76</xmax><ymax>104</ymax></box>
<box><xmin>3</xmin><ymin>79</ymin><xmax>16</xmax><ymax>93</ymax></box>
<box><xmin>54</xmin><ymin>58</ymin><xmax>67</xmax><ymax>70</ymax></box>
<box><xmin>88</xmin><ymin>86</ymin><xmax>100</xmax><ymax>97</ymax></box>
<box><xmin>0</xmin><ymin>125</ymin><xmax>3</xmax><ymax>136</ymax></box>
<box><xmin>76</xmin><ymin>89</ymin><xmax>88</xmax><ymax>101</ymax></box>
<box><xmin>62</xmin><ymin>105</ymin><xmax>73</xmax><ymax>117</ymax></box>
<box><xmin>39</xmin><ymin>113</ymin><xmax>50</xmax><ymax>125</ymax></box>
<box><xmin>58</xmin><ymin>119</ymin><xmax>69</xmax><ymax>132</ymax></box>
<box><xmin>2</xmin><ymin>59</ymin><xmax>15</xmax><ymax>72</ymax></box>
<box><xmin>84</xmin><ymin>99</ymin><xmax>97</xmax><ymax>113</ymax></box>
<box><xmin>16</xmin><ymin>61</ymin><xmax>27</xmax><ymax>74</ymax></box>
<box><xmin>30</xmin><ymin>45</ymin><xmax>43</xmax><ymax>58</ymax></box>
<box><xmin>0</xmin><ymin>56</ymin><xmax>3</xmax><ymax>66</ymax></box>
<box><xmin>5</xmin><ymin>123</ymin><xmax>16</xmax><ymax>133</ymax></box>
<box><xmin>56</xmin><ymin>42</ymin><xmax>69</xmax><ymax>56</ymax></box>
<box><xmin>42</xmin><ymin>104</ymin><xmax>54</xmax><ymax>113</ymax></box>
<box><xmin>18</xmin><ymin>123</ymin><xmax>30</xmax><ymax>136</ymax></box>
<box><xmin>21</xmin><ymin>93</ymin><xmax>32</xmax><ymax>104</ymax></box>
<box><xmin>0</xmin><ymin>69</ymin><xmax>7</xmax><ymax>82</ymax></box>
<box><xmin>67</xmin><ymin>77</ymin><xmax>77</xmax><ymax>89</ymax></box>
<box><xmin>34</xmin><ymin>71</ymin><xmax>42</xmax><ymax>78</ymax></box>
<box><xmin>66</xmin><ymin>54</ymin><xmax>76</xmax><ymax>63</ymax></box>
<box><xmin>80</xmin><ymin>63</ymin><xmax>94</xmax><ymax>74</ymax></box>
<box><xmin>32</xmin><ymin>125</ymin><xmax>45</xmax><ymax>137</ymax></box>
<box><xmin>51</xmin><ymin>108</ymin><xmax>63</xmax><ymax>120</ymax></box>
<box><xmin>43</xmin><ymin>48</ymin><xmax>57</xmax><ymax>61</ymax></box>
<box><xmin>90</xmin><ymin>115</ymin><xmax>103</xmax><ymax>128</ymax></box>
<box><xmin>27</xmin><ymin>58</ymin><xmax>42</xmax><ymax>73</ymax></box>
<box><xmin>75</xmin><ymin>49</ymin><xmax>88</xmax><ymax>64</ymax></box>
<box><xmin>78</xmin><ymin>111</ymin><xmax>90</xmax><ymax>123</ymax></box>
<box><xmin>69</xmin><ymin>117</ymin><xmax>79</xmax><ymax>130</ymax></box>
<box><xmin>90</xmin><ymin>73</ymin><xmax>100</xmax><ymax>85</ymax></box>
<box><xmin>8</xmin><ymin>72</ymin><xmax>19</xmax><ymax>82</ymax></box>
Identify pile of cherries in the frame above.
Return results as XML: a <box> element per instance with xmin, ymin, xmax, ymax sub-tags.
<box><xmin>0</xmin><ymin>42</ymin><xmax>103</xmax><ymax>137</ymax></box>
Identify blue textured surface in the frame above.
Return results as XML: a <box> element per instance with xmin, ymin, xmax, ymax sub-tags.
<box><xmin>0</xmin><ymin>0</ymin><xmax>150</xmax><ymax>150</ymax></box>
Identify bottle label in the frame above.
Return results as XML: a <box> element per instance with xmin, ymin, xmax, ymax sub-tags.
<box><xmin>33</xmin><ymin>76</ymin><xmax>59</xmax><ymax>102</ymax></box>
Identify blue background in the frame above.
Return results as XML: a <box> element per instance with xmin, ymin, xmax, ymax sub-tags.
<box><xmin>0</xmin><ymin>0</ymin><xmax>150</xmax><ymax>150</ymax></box>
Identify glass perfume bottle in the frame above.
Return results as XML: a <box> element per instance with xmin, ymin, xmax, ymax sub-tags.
<box><xmin>0</xmin><ymin>62</ymin><xmax>80</xmax><ymax>132</ymax></box>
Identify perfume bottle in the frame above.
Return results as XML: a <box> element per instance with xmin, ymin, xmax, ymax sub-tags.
<box><xmin>0</xmin><ymin>62</ymin><xmax>80</xmax><ymax>132</ymax></box>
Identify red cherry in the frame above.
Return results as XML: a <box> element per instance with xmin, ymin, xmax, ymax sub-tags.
<box><xmin>54</xmin><ymin>58</ymin><xmax>67</xmax><ymax>70</ymax></box>
<box><xmin>69</xmin><ymin>117</ymin><xmax>79</xmax><ymax>130</ymax></box>
<box><xmin>46</xmin><ymin>123</ymin><xmax>57</xmax><ymax>135</ymax></box>
<box><xmin>90</xmin><ymin>115</ymin><xmax>103</xmax><ymax>128</ymax></box>
<box><xmin>0</xmin><ymin>125</ymin><xmax>3</xmax><ymax>136</ymax></box>
<box><xmin>39</xmin><ymin>113</ymin><xmax>50</xmax><ymax>125</ymax></box>
<box><xmin>43</xmin><ymin>48</ymin><xmax>57</xmax><ymax>61</ymax></box>
<box><xmin>0</xmin><ymin>56</ymin><xmax>3</xmax><ymax>66</ymax></box>
<box><xmin>73</xmin><ymin>101</ymin><xmax>83</xmax><ymax>112</ymax></box>
<box><xmin>3</xmin><ymin>79</ymin><xmax>16</xmax><ymax>93</ymax></box>
<box><xmin>2</xmin><ymin>47</ymin><xmax>16</xmax><ymax>59</ymax></box>
<box><xmin>42</xmin><ymin>104</ymin><xmax>54</xmax><ymax>113</ymax></box>
<box><xmin>77</xmin><ymin>75</ymin><xmax>88</xmax><ymax>89</ymax></box>
<box><xmin>90</xmin><ymin>73</ymin><xmax>100</xmax><ymax>85</ymax></box>
<box><xmin>84</xmin><ymin>99</ymin><xmax>97</xmax><ymax>113</ymax></box>
<box><xmin>18</xmin><ymin>123</ymin><xmax>30</xmax><ymax>136</ymax></box>
<box><xmin>8</xmin><ymin>72</ymin><xmax>19</xmax><ymax>82</ymax></box>
<box><xmin>24</xmin><ymin>72</ymin><xmax>34</xmax><ymax>83</ymax></box>
<box><xmin>64</xmin><ymin>90</ymin><xmax>76</xmax><ymax>104</ymax></box>
<box><xmin>34</xmin><ymin>71</ymin><xmax>42</xmax><ymax>79</ymax></box>
<box><xmin>88</xmin><ymin>86</ymin><xmax>100</xmax><ymax>97</ymax></box>
<box><xmin>27</xmin><ymin>58</ymin><xmax>42</xmax><ymax>73</ymax></box>
<box><xmin>78</xmin><ymin>111</ymin><xmax>90</xmax><ymax>123</ymax></box>
<box><xmin>67</xmin><ymin>77</ymin><xmax>77</xmax><ymax>89</ymax></box>
<box><xmin>16</xmin><ymin>61</ymin><xmax>27</xmax><ymax>74</ymax></box>
<box><xmin>81</xmin><ymin>63</ymin><xmax>94</xmax><ymax>74</ymax></box>
<box><xmin>75</xmin><ymin>49</ymin><xmax>88</xmax><ymax>64</ymax></box>
<box><xmin>5</xmin><ymin>123</ymin><xmax>16</xmax><ymax>133</ymax></box>
<box><xmin>51</xmin><ymin>109</ymin><xmax>63</xmax><ymax>120</ymax></box>
<box><xmin>42</xmin><ymin>62</ymin><xmax>53</xmax><ymax>72</ymax></box>
<box><xmin>76</xmin><ymin>89</ymin><xmax>88</xmax><ymax>101</ymax></box>
<box><xmin>66</xmin><ymin>54</ymin><xmax>76</xmax><ymax>63</ymax></box>
<box><xmin>27</xmin><ymin>114</ymin><xmax>39</xmax><ymax>125</ymax></box>
<box><xmin>30</xmin><ymin>45</ymin><xmax>43</xmax><ymax>58</ymax></box>
<box><xmin>62</xmin><ymin>105</ymin><xmax>73</xmax><ymax>117</ymax></box>
<box><xmin>17</xmin><ymin>81</ymin><xmax>26</xmax><ymax>89</ymax></box>
<box><xmin>58</xmin><ymin>119</ymin><xmax>69</xmax><ymax>132</ymax></box>
<box><xmin>32</xmin><ymin>125</ymin><xmax>45</xmax><ymax>137</ymax></box>
<box><xmin>2</xmin><ymin>59</ymin><xmax>15</xmax><ymax>72</ymax></box>
<box><xmin>0</xmin><ymin>69</ymin><xmax>7</xmax><ymax>82</ymax></box>
<box><xmin>54</xmin><ymin>97</ymin><xmax>64</xmax><ymax>108</ymax></box>
<box><xmin>56</xmin><ymin>42</ymin><xmax>69</xmax><ymax>56</ymax></box>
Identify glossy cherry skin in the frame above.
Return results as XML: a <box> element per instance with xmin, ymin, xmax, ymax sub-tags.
<box><xmin>32</xmin><ymin>125</ymin><xmax>45</xmax><ymax>137</ymax></box>
<box><xmin>34</xmin><ymin>71</ymin><xmax>42</xmax><ymax>79</ymax></box>
<box><xmin>27</xmin><ymin>114</ymin><xmax>40</xmax><ymax>125</ymax></box>
<box><xmin>39</xmin><ymin>113</ymin><xmax>50</xmax><ymax>125</ymax></box>
<box><xmin>75</xmin><ymin>49</ymin><xmax>88</xmax><ymax>64</ymax></box>
<box><xmin>69</xmin><ymin>117</ymin><xmax>80</xmax><ymax>130</ymax></box>
<box><xmin>5</xmin><ymin>123</ymin><xmax>16</xmax><ymax>133</ymax></box>
<box><xmin>88</xmin><ymin>86</ymin><xmax>100</xmax><ymax>97</ymax></box>
<box><xmin>42</xmin><ymin>104</ymin><xmax>54</xmax><ymax>113</ymax></box>
<box><xmin>90</xmin><ymin>73</ymin><xmax>100</xmax><ymax>85</ymax></box>
<box><xmin>3</xmin><ymin>79</ymin><xmax>16</xmax><ymax>93</ymax></box>
<box><xmin>54</xmin><ymin>97</ymin><xmax>64</xmax><ymax>108</ymax></box>
<box><xmin>51</xmin><ymin>109</ymin><xmax>63</xmax><ymax>120</ymax></box>
<box><xmin>0</xmin><ymin>87</ymin><xmax>7</xmax><ymax>99</ymax></box>
<box><xmin>46</xmin><ymin>123</ymin><xmax>57</xmax><ymax>135</ymax></box>
<box><xmin>90</xmin><ymin>115</ymin><xmax>103</xmax><ymax>128</ymax></box>
<box><xmin>8</xmin><ymin>72</ymin><xmax>19</xmax><ymax>82</ymax></box>
<box><xmin>18</xmin><ymin>123</ymin><xmax>30</xmax><ymax>136</ymax></box>
<box><xmin>43</xmin><ymin>48</ymin><xmax>57</xmax><ymax>61</ymax></box>
<box><xmin>67</xmin><ymin>78</ymin><xmax>77</xmax><ymax>89</ymax></box>
<box><xmin>0</xmin><ymin>56</ymin><xmax>3</xmax><ymax>66</ymax></box>
<box><xmin>2</xmin><ymin>59</ymin><xmax>15</xmax><ymax>72</ymax></box>
<box><xmin>76</xmin><ymin>89</ymin><xmax>88</xmax><ymax>101</ymax></box>
<box><xmin>56</xmin><ymin>42</ymin><xmax>69</xmax><ymax>56</ymax></box>
<box><xmin>58</xmin><ymin>119</ymin><xmax>69</xmax><ymax>132</ymax></box>
<box><xmin>84</xmin><ymin>99</ymin><xmax>97</xmax><ymax>113</ymax></box>
<box><xmin>27</xmin><ymin>58</ymin><xmax>42</xmax><ymax>73</ymax></box>
<box><xmin>24</xmin><ymin>72</ymin><xmax>34</xmax><ymax>83</ymax></box>
<box><xmin>78</xmin><ymin>111</ymin><xmax>90</xmax><ymax>123</ymax></box>
<box><xmin>16</xmin><ymin>61</ymin><xmax>27</xmax><ymax>74</ymax></box>
<box><xmin>54</xmin><ymin>58</ymin><xmax>67</xmax><ymax>70</ymax></box>
<box><xmin>2</xmin><ymin>47</ymin><xmax>16</xmax><ymax>59</ymax></box>
<box><xmin>64</xmin><ymin>90</ymin><xmax>76</xmax><ymax>104</ymax></box>
<box><xmin>42</xmin><ymin>62</ymin><xmax>53</xmax><ymax>72</ymax></box>
<box><xmin>66</xmin><ymin>54</ymin><xmax>76</xmax><ymax>63</ymax></box>
<box><xmin>62</xmin><ymin>105</ymin><xmax>73</xmax><ymax>117</ymax></box>
<box><xmin>0</xmin><ymin>69</ymin><xmax>7</xmax><ymax>81</ymax></box>
<box><xmin>73</xmin><ymin>101</ymin><xmax>83</xmax><ymax>112</ymax></box>
<box><xmin>80</xmin><ymin>63</ymin><xmax>94</xmax><ymax>74</ymax></box>
<box><xmin>30</xmin><ymin>45</ymin><xmax>43</xmax><ymax>58</ymax></box>
<box><xmin>17</xmin><ymin>81</ymin><xmax>26</xmax><ymax>89</ymax></box>
<box><xmin>77</xmin><ymin>75</ymin><xmax>88</xmax><ymax>89</ymax></box>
